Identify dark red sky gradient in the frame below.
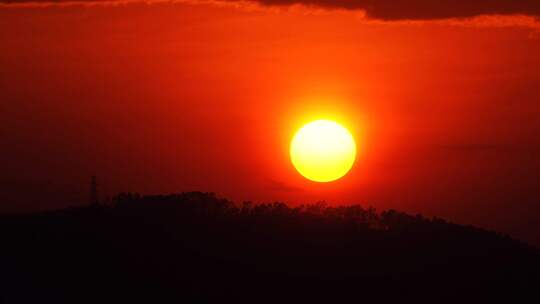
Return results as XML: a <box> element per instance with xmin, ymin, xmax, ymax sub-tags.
<box><xmin>1</xmin><ymin>2</ymin><xmax>540</xmax><ymax>244</ymax></box>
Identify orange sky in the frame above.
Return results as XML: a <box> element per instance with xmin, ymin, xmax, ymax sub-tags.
<box><xmin>1</xmin><ymin>1</ymin><xmax>540</xmax><ymax>244</ymax></box>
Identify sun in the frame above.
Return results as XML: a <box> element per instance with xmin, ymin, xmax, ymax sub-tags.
<box><xmin>290</xmin><ymin>119</ymin><xmax>356</xmax><ymax>183</ymax></box>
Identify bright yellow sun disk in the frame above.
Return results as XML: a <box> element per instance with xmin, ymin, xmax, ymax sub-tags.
<box><xmin>290</xmin><ymin>120</ymin><xmax>356</xmax><ymax>183</ymax></box>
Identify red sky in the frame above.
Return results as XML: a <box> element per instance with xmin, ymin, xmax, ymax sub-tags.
<box><xmin>1</xmin><ymin>1</ymin><xmax>540</xmax><ymax>244</ymax></box>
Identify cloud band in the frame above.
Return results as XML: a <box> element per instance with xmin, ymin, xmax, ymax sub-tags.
<box><xmin>2</xmin><ymin>0</ymin><xmax>540</xmax><ymax>22</ymax></box>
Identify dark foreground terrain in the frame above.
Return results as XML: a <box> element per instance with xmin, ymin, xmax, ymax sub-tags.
<box><xmin>1</xmin><ymin>192</ymin><xmax>539</xmax><ymax>303</ymax></box>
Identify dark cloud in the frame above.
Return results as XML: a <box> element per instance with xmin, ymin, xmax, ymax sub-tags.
<box><xmin>268</xmin><ymin>180</ymin><xmax>304</xmax><ymax>192</ymax></box>
<box><xmin>437</xmin><ymin>143</ymin><xmax>506</xmax><ymax>152</ymax></box>
<box><xmin>436</xmin><ymin>143</ymin><xmax>540</xmax><ymax>155</ymax></box>
<box><xmin>256</xmin><ymin>0</ymin><xmax>540</xmax><ymax>20</ymax></box>
<box><xmin>2</xmin><ymin>0</ymin><xmax>540</xmax><ymax>21</ymax></box>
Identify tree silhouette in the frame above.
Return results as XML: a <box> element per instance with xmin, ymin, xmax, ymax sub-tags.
<box><xmin>0</xmin><ymin>191</ymin><xmax>538</xmax><ymax>303</ymax></box>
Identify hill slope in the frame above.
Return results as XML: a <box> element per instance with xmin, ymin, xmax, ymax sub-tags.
<box><xmin>1</xmin><ymin>192</ymin><xmax>539</xmax><ymax>303</ymax></box>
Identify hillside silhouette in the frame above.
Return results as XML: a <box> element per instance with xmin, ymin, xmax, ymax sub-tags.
<box><xmin>1</xmin><ymin>192</ymin><xmax>539</xmax><ymax>303</ymax></box>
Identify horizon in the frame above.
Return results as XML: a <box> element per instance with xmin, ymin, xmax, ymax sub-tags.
<box><xmin>4</xmin><ymin>184</ymin><xmax>539</xmax><ymax>247</ymax></box>
<box><xmin>3</xmin><ymin>188</ymin><xmax>538</xmax><ymax>302</ymax></box>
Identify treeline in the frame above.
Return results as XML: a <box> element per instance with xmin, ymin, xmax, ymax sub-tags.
<box><xmin>0</xmin><ymin>191</ymin><xmax>538</xmax><ymax>303</ymax></box>
<box><xmin>112</xmin><ymin>191</ymin><xmax>518</xmax><ymax>243</ymax></box>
